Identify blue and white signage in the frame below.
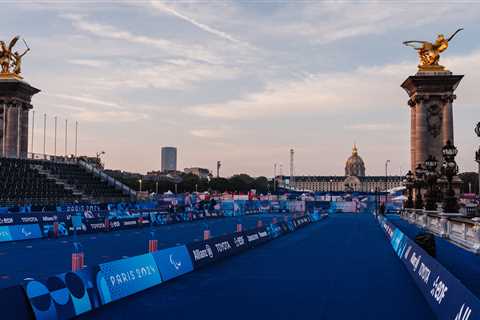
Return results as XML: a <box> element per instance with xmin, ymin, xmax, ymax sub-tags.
<box><xmin>152</xmin><ymin>245</ymin><xmax>193</xmax><ymax>281</ymax></box>
<box><xmin>379</xmin><ymin>216</ymin><xmax>480</xmax><ymax>320</ymax></box>
<box><xmin>98</xmin><ymin>253</ymin><xmax>162</xmax><ymax>302</ymax></box>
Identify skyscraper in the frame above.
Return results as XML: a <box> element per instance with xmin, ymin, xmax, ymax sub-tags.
<box><xmin>161</xmin><ymin>147</ymin><xmax>177</xmax><ymax>172</ymax></box>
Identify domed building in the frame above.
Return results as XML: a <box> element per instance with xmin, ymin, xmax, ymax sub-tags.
<box><xmin>345</xmin><ymin>144</ymin><xmax>365</xmax><ymax>177</ymax></box>
<box><xmin>277</xmin><ymin>144</ymin><xmax>403</xmax><ymax>192</ymax></box>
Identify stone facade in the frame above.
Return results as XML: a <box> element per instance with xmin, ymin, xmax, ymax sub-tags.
<box><xmin>277</xmin><ymin>145</ymin><xmax>403</xmax><ymax>192</ymax></box>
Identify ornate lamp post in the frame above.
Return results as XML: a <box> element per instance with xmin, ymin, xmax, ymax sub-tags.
<box><xmin>414</xmin><ymin>163</ymin><xmax>425</xmax><ymax>209</ymax></box>
<box><xmin>441</xmin><ymin>140</ymin><xmax>459</xmax><ymax>213</ymax></box>
<box><xmin>424</xmin><ymin>155</ymin><xmax>439</xmax><ymax>211</ymax></box>
<box><xmin>404</xmin><ymin>170</ymin><xmax>414</xmax><ymax>209</ymax></box>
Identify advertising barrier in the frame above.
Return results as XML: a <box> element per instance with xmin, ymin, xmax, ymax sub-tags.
<box><xmin>0</xmin><ymin>224</ymin><xmax>43</xmax><ymax>242</ymax></box>
<box><xmin>13</xmin><ymin>213</ymin><xmax>324</xmax><ymax>320</ymax></box>
<box><xmin>24</xmin><ymin>268</ymin><xmax>103</xmax><ymax>320</ymax></box>
<box><xmin>378</xmin><ymin>215</ymin><xmax>480</xmax><ymax>320</ymax></box>
<box><xmin>98</xmin><ymin>253</ymin><xmax>162</xmax><ymax>303</ymax></box>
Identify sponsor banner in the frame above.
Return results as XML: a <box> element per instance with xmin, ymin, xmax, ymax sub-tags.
<box><xmin>378</xmin><ymin>216</ymin><xmax>480</xmax><ymax>320</ymax></box>
<box><xmin>152</xmin><ymin>245</ymin><xmax>194</xmax><ymax>281</ymax></box>
<box><xmin>186</xmin><ymin>240</ymin><xmax>216</xmax><ymax>269</ymax></box>
<box><xmin>244</xmin><ymin>226</ymin><xmax>271</xmax><ymax>248</ymax></box>
<box><xmin>267</xmin><ymin>223</ymin><xmax>285</xmax><ymax>239</ymax></box>
<box><xmin>293</xmin><ymin>216</ymin><xmax>311</xmax><ymax>229</ymax></box>
<box><xmin>23</xmin><ymin>267</ymin><xmax>103</xmax><ymax>320</ymax></box>
<box><xmin>0</xmin><ymin>224</ymin><xmax>43</xmax><ymax>242</ymax></box>
<box><xmin>186</xmin><ymin>232</ymin><xmax>251</xmax><ymax>269</ymax></box>
<box><xmin>98</xmin><ymin>253</ymin><xmax>162</xmax><ymax>303</ymax></box>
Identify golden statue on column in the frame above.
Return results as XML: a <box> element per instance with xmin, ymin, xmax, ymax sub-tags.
<box><xmin>403</xmin><ymin>28</ymin><xmax>463</xmax><ymax>71</ymax></box>
<box><xmin>0</xmin><ymin>36</ymin><xmax>30</xmax><ymax>79</ymax></box>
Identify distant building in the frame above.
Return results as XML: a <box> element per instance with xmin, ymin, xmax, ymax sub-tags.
<box><xmin>277</xmin><ymin>144</ymin><xmax>402</xmax><ymax>192</ymax></box>
<box><xmin>161</xmin><ymin>147</ymin><xmax>177</xmax><ymax>172</ymax></box>
<box><xmin>184</xmin><ymin>167</ymin><xmax>212</xmax><ymax>179</ymax></box>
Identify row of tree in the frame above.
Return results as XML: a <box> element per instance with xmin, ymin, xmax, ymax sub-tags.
<box><xmin>108</xmin><ymin>172</ymin><xmax>274</xmax><ymax>194</ymax></box>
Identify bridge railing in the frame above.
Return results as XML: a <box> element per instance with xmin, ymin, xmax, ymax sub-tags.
<box><xmin>400</xmin><ymin>209</ymin><xmax>480</xmax><ymax>254</ymax></box>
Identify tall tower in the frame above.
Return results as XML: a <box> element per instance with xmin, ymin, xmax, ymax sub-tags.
<box><xmin>290</xmin><ymin>148</ymin><xmax>294</xmax><ymax>188</ymax></box>
<box><xmin>161</xmin><ymin>147</ymin><xmax>177</xmax><ymax>172</ymax></box>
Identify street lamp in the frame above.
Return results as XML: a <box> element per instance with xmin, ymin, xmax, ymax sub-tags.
<box><xmin>138</xmin><ymin>179</ymin><xmax>143</xmax><ymax>192</ymax></box>
<box><xmin>424</xmin><ymin>155</ymin><xmax>439</xmax><ymax>211</ymax></box>
<box><xmin>414</xmin><ymin>163</ymin><xmax>426</xmax><ymax>209</ymax></box>
<box><xmin>385</xmin><ymin>159</ymin><xmax>390</xmax><ymax>205</ymax></box>
<box><xmin>404</xmin><ymin>170</ymin><xmax>414</xmax><ymax>209</ymax></box>
<box><xmin>441</xmin><ymin>140</ymin><xmax>459</xmax><ymax>213</ymax></box>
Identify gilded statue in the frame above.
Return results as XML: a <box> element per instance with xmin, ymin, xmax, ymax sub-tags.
<box><xmin>403</xmin><ymin>28</ymin><xmax>463</xmax><ymax>71</ymax></box>
<box><xmin>0</xmin><ymin>36</ymin><xmax>30</xmax><ymax>78</ymax></box>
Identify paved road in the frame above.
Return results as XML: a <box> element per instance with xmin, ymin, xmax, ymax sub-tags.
<box><xmin>81</xmin><ymin>213</ymin><xmax>435</xmax><ymax>320</ymax></box>
<box><xmin>0</xmin><ymin>214</ymin><xmax>282</xmax><ymax>288</ymax></box>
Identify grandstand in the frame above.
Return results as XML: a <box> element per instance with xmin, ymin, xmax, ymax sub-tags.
<box><xmin>0</xmin><ymin>156</ymin><xmax>133</xmax><ymax>206</ymax></box>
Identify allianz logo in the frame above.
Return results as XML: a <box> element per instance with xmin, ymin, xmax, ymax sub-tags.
<box><xmin>108</xmin><ymin>264</ymin><xmax>157</xmax><ymax>287</ymax></box>
<box><xmin>123</xmin><ymin>221</ymin><xmax>137</xmax><ymax>226</ymax></box>
<box><xmin>192</xmin><ymin>244</ymin><xmax>214</xmax><ymax>261</ymax></box>
<box><xmin>247</xmin><ymin>234</ymin><xmax>259</xmax><ymax>242</ymax></box>
<box><xmin>258</xmin><ymin>231</ymin><xmax>268</xmax><ymax>238</ymax></box>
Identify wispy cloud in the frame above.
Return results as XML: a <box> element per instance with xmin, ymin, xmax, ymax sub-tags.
<box><xmin>61</xmin><ymin>13</ymin><xmax>220</xmax><ymax>64</ymax></box>
<box><xmin>52</xmin><ymin>93</ymin><xmax>122</xmax><ymax>109</ymax></box>
<box><xmin>150</xmin><ymin>1</ymin><xmax>247</xmax><ymax>46</ymax></box>
<box><xmin>344</xmin><ymin>123</ymin><xmax>400</xmax><ymax>131</ymax></box>
<box><xmin>68</xmin><ymin>59</ymin><xmax>107</xmax><ymax>68</ymax></box>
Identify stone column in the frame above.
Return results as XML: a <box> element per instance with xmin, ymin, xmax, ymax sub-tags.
<box><xmin>401</xmin><ymin>72</ymin><xmax>463</xmax><ymax>171</ymax></box>
<box><xmin>414</xmin><ymin>96</ymin><xmax>429</xmax><ymax>168</ymax></box>
<box><xmin>4</xmin><ymin>104</ymin><xmax>18</xmax><ymax>158</ymax></box>
<box><xmin>442</xmin><ymin>95</ymin><xmax>455</xmax><ymax>145</ymax></box>
<box><xmin>20</xmin><ymin>106</ymin><xmax>29</xmax><ymax>158</ymax></box>
<box><xmin>0</xmin><ymin>103</ymin><xmax>4</xmax><ymax>157</ymax></box>
<box><xmin>409</xmin><ymin>100</ymin><xmax>416</xmax><ymax>171</ymax></box>
<box><xmin>0</xmin><ymin>79</ymin><xmax>40</xmax><ymax>158</ymax></box>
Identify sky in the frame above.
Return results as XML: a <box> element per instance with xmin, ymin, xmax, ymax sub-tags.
<box><xmin>2</xmin><ymin>1</ymin><xmax>480</xmax><ymax>177</ymax></box>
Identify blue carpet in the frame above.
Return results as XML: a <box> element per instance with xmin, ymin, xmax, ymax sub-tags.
<box><xmin>78</xmin><ymin>213</ymin><xmax>434</xmax><ymax>320</ymax></box>
<box><xmin>0</xmin><ymin>214</ymin><xmax>282</xmax><ymax>289</ymax></box>
<box><xmin>388</xmin><ymin>214</ymin><xmax>480</xmax><ymax>298</ymax></box>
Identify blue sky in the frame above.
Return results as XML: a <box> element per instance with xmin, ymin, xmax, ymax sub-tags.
<box><xmin>3</xmin><ymin>1</ymin><xmax>480</xmax><ymax>176</ymax></box>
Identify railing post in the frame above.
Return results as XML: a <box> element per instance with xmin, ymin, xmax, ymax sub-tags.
<box><xmin>469</xmin><ymin>218</ymin><xmax>480</xmax><ymax>254</ymax></box>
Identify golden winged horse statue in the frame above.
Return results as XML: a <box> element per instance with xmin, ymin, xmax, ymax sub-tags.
<box><xmin>403</xmin><ymin>28</ymin><xmax>463</xmax><ymax>71</ymax></box>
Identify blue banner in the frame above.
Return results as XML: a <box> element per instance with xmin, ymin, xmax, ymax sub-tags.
<box><xmin>24</xmin><ymin>268</ymin><xmax>102</xmax><ymax>320</ymax></box>
<box><xmin>152</xmin><ymin>245</ymin><xmax>194</xmax><ymax>281</ymax></box>
<box><xmin>0</xmin><ymin>224</ymin><xmax>42</xmax><ymax>242</ymax></box>
<box><xmin>98</xmin><ymin>253</ymin><xmax>162</xmax><ymax>302</ymax></box>
<box><xmin>378</xmin><ymin>215</ymin><xmax>480</xmax><ymax>320</ymax></box>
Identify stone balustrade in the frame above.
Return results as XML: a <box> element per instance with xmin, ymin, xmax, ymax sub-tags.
<box><xmin>400</xmin><ymin>209</ymin><xmax>480</xmax><ymax>254</ymax></box>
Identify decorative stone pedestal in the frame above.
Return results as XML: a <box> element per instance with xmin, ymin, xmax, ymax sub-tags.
<box><xmin>401</xmin><ymin>70</ymin><xmax>463</xmax><ymax>171</ymax></box>
<box><xmin>0</xmin><ymin>79</ymin><xmax>40</xmax><ymax>158</ymax></box>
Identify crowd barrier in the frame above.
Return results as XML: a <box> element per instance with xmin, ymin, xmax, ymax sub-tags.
<box><xmin>377</xmin><ymin>214</ymin><xmax>480</xmax><ymax>320</ymax></box>
<box><xmin>1</xmin><ymin>212</ymin><xmax>327</xmax><ymax>320</ymax></box>
<box><xmin>0</xmin><ymin>199</ymin><xmax>314</xmax><ymax>244</ymax></box>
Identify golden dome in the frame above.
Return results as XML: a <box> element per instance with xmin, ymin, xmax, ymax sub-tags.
<box><xmin>345</xmin><ymin>144</ymin><xmax>365</xmax><ymax>177</ymax></box>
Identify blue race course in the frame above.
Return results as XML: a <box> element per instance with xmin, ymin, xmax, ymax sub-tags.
<box><xmin>0</xmin><ymin>214</ymin><xmax>283</xmax><ymax>289</ymax></box>
<box><xmin>78</xmin><ymin>213</ymin><xmax>435</xmax><ymax>320</ymax></box>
